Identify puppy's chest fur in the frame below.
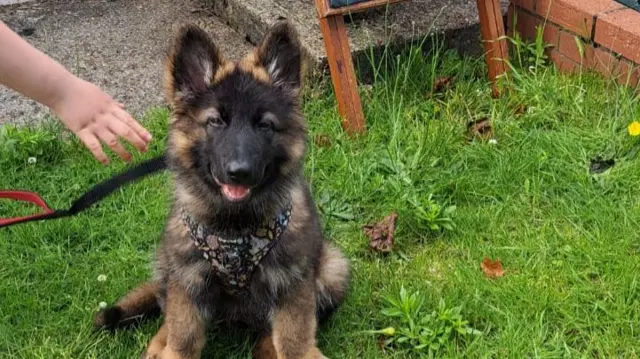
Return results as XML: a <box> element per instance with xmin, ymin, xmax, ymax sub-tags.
<box><xmin>155</xmin><ymin>189</ymin><xmax>322</xmax><ymax>329</ymax></box>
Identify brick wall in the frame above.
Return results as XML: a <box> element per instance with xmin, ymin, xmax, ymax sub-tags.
<box><xmin>508</xmin><ymin>0</ymin><xmax>640</xmax><ymax>88</ymax></box>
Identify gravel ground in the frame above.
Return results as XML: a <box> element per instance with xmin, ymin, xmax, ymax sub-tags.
<box><xmin>0</xmin><ymin>0</ymin><xmax>251</xmax><ymax>125</ymax></box>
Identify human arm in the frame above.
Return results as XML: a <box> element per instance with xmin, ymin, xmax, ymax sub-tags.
<box><xmin>0</xmin><ymin>20</ymin><xmax>152</xmax><ymax>164</ymax></box>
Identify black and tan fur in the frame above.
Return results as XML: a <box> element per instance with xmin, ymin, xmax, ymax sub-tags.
<box><xmin>94</xmin><ymin>21</ymin><xmax>350</xmax><ymax>359</ymax></box>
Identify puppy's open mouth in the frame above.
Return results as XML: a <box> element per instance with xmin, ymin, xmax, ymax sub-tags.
<box><xmin>214</xmin><ymin>177</ymin><xmax>251</xmax><ymax>202</ymax></box>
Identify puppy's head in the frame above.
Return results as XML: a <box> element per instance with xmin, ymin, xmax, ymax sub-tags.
<box><xmin>165</xmin><ymin>22</ymin><xmax>307</xmax><ymax>210</ymax></box>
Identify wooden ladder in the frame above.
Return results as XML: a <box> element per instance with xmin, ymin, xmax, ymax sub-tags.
<box><xmin>314</xmin><ymin>0</ymin><xmax>509</xmax><ymax>135</ymax></box>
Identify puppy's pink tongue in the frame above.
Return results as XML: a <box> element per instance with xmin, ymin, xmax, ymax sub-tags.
<box><xmin>222</xmin><ymin>184</ymin><xmax>250</xmax><ymax>201</ymax></box>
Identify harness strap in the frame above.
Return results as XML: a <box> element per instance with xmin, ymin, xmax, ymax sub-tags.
<box><xmin>0</xmin><ymin>154</ymin><xmax>167</xmax><ymax>229</ymax></box>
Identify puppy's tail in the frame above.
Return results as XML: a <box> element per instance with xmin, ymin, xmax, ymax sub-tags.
<box><xmin>94</xmin><ymin>281</ymin><xmax>161</xmax><ymax>331</ymax></box>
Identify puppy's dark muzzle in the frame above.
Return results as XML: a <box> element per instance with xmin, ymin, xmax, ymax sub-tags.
<box><xmin>224</xmin><ymin>160</ymin><xmax>263</xmax><ymax>187</ymax></box>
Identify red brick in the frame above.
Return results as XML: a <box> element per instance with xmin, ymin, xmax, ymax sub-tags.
<box><xmin>589</xmin><ymin>46</ymin><xmax>619</xmax><ymax>77</ymax></box>
<box><xmin>549</xmin><ymin>49</ymin><xmax>580</xmax><ymax>73</ymax></box>
<box><xmin>512</xmin><ymin>0</ymin><xmax>535</xmax><ymax>12</ymax></box>
<box><xmin>557</xmin><ymin>30</ymin><xmax>592</xmax><ymax>64</ymax></box>
<box><xmin>541</xmin><ymin>20</ymin><xmax>561</xmax><ymax>48</ymax></box>
<box><xmin>507</xmin><ymin>4</ymin><xmax>516</xmax><ymax>37</ymax></box>
<box><xmin>511</xmin><ymin>7</ymin><xmax>540</xmax><ymax>40</ymax></box>
<box><xmin>535</xmin><ymin>0</ymin><xmax>624</xmax><ymax>38</ymax></box>
<box><xmin>508</xmin><ymin>7</ymin><xmax>561</xmax><ymax>47</ymax></box>
<box><xmin>595</xmin><ymin>9</ymin><xmax>640</xmax><ymax>64</ymax></box>
<box><xmin>577</xmin><ymin>47</ymin><xmax>640</xmax><ymax>89</ymax></box>
<box><xmin>605</xmin><ymin>56</ymin><xmax>640</xmax><ymax>88</ymax></box>
<box><xmin>616</xmin><ymin>59</ymin><xmax>639</xmax><ymax>88</ymax></box>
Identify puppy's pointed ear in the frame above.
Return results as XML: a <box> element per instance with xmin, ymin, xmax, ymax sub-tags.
<box><xmin>256</xmin><ymin>21</ymin><xmax>303</xmax><ymax>94</ymax></box>
<box><xmin>165</xmin><ymin>24</ymin><xmax>223</xmax><ymax>104</ymax></box>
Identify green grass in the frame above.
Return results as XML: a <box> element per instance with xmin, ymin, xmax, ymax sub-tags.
<box><xmin>2</xmin><ymin>41</ymin><xmax>640</xmax><ymax>358</ymax></box>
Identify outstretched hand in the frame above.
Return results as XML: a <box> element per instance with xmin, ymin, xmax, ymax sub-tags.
<box><xmin>52</xmin><ymin>79</ymin><xmax>153</xmax><ymax>164</ymax></box>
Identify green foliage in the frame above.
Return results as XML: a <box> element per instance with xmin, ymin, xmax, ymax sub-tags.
<box><xmin>376</xmin><ymin>287</ymin><xmax>480</xmax><ymax>357</ymax></box>
<box><xmin>409</xmin><ymin>194</ymin><xmax>456</xmax><ymax>232</ymax></box>
<box><xmin>0</xmin><ymin>123</ymin><xmax>64</xmax><ymax>165</ymax></box>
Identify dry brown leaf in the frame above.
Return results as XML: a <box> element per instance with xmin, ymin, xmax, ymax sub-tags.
<box><xmin>466</xmin><ymin>117</ymin><xmax>493</xmax><ymax>142</ymax></box>
<box><xmin>363</xmin><ymin>212</ymin><xmax>398</xmax><ymax>253</ymax></box>
<box><xmin>432</xmin><ymin>76</ymin><xmax>454</xmax><ymax>94</ymax></box>
<box><xmin>313</xmin><ymin>134</ymin><xmax>332</xmax><ymax>149</ymax></box>
<box><xmin>514</xmin><ymin>104</ymin><xmax>527</xmax><ymax>115</ymax></box>
<box><xmin>481</xmin><ymin>257</ymin><xmax>505</xmax><ymax>278</ymax></box>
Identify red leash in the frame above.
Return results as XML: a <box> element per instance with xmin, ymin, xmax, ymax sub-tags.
<box><xmin>0</xmin><ymin>190</ymin><xmax>55</xmax><ymax>227</ymax></box>
<box><xmin>0</xmin><ymin>155</ymin><xmax>167</xmax><ymax>229</ymax></box>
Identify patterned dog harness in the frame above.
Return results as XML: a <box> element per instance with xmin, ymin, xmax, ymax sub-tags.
<box><xmin>181</xmin><ymin>204</ymin><xmax>292</xmax><ymax>295</ymax></box>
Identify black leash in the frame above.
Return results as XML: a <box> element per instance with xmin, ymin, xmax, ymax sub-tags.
<box><xmin>0</xmin><ymin>154</ymin><xmax>167</xmax><ymax>229</ymax></box>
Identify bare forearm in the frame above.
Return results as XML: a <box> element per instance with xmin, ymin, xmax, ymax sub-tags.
<box><xmin>0</xmin><ymin>20</ymin><xmax>76</xmax><ymax>111</ymax></box>
<box><xmin>0</xmin><ymin>20</ymin><xmax>151</xmax><ymax>164</ymax></box>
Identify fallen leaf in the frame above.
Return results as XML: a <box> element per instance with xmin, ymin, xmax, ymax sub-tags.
<box><xmin>514</xmin><ymin>104</ymin><xmax>527</xmax><ymax>115</ymax></box>
<box><xmin>466</xmin><ymin>117</ymin><xmax>493</xmax><ymax>142</ymax></box>
<box><xmin>481</xmin><ymin>257</ymin><xmax>505</xmax><ymax>278</ymax></box>
<box><xmin>363</xmin><ymin>212</ymin><xmax>398</xmax><ymax>253</ymax></box>
<box><xmin>313</xmin><ymin>134</ymin><xmax>332</xmax><ymax>149</ymax></box>
<box><xmin>432</xmin><ymin>76</ymin><xmax>454</xmax><ymax>94</ymax></box>
<box><xmin>376</xmin><ymin>335</ymin><xmax>388</xmax><ymax>350</ymax></box>
<box><xmin>589</xmin><ymin>156</ymin><xmax>615</xmax><ymax>174</ymax></box>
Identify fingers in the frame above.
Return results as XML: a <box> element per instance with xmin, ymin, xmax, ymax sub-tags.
<box><xmin>108</xmin><ymin>110</ymin><xmax>148</xmax><ymax>153</ymax></box>
<box><xmin>112</xmin><ymin>104</ymin><xmax>152</xmax><ymax>142</ymax></box>
<box><xmin>74</xmin><ymin>100</ymin><xmax>153</xmax><ymax>164</ymax></box>
<box><xmin>97</xmin><ymin>127</ymin><xmax>132</xmax><ymax>162</ymax></box>
<box><xmin>77</xmin><ymin>130</ymin><xmax>110</xmax><ymax>165</ymax></box>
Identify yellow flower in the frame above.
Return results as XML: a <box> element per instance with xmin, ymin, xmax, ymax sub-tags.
<box><xmin>380</xmin><ymin>327</ymin><xmax>396</xmax><ymax>336</ymax></box>
<box><xmin>628</xmin><ymin>121</ymin><xmax>640</xmax><ymax>136</ymax></box>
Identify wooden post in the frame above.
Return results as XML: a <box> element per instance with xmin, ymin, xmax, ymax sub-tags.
<box><xmin>317</xmin><ymin>14</ymin><xmax>366</xmax><ymax>134</ymax></box>
<box><xmin>313</xmin><ymin>0</ymin><xmax>410</xmax><ymax>134</ymax></box>
<box><xmin>476</xmin><ymin>0</ymin><xmax>509</xmax><ymax>98</ymax></box>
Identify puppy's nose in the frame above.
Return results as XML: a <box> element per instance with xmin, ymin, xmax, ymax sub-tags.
<box><xmin>226</xmin><ymin>161</ymin><xmax>252</xmax><ymax>184</ymax></box>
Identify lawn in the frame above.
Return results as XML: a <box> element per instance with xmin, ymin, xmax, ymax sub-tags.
<box><xmin>1</xmin><ymin>40</ymin><xmax>640</xmax><ymax>358</ymax></box>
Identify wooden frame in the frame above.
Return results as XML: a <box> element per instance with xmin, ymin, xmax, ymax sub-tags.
<box><xmin>315</xmin><ymin>0</ymin><xmax>508</xmax><ymax>134</ymax></box>
<box><xmin>316</xmin><ymin>0</ymin><xmax>406</xmax><ymax>17</ymax></box>
<box><xmin>476</xmin><ymin>0</ymin><xmax>509</xmax><ymax>98</ymax></box>
<box><xmin>314</xmin><ymin>0</ymin><xmax>399</xmax><ymax>134</ymax></box>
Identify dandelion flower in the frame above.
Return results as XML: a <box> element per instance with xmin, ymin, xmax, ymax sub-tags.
<box><xmin>380</xmin><ymin>327</ymin><xmax>396</xmax><ymax>336</ymax></box>
<box><xmin>628</xmin><ymin>121</ymin><xmax>640</xmax><ymax>136</ymax></box>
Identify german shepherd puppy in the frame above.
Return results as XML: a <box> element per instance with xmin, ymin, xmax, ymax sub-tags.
<box><xmin>94</xmin><ymin>21</ymin><xmax>350</xmax><ymax>359</ymax></box>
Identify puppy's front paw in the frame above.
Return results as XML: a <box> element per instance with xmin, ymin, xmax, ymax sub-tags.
<box><xmin>141</xmin><ymin>347</ymin><xmax>185</xmax><ymax>359</ymax></box>
<box><xmin>306</xmin><ymin>347</ymin><xmax>329</xmax><ymax>359</ymax></box>
<box><xmin>140</xmin><ymin>338</ymin><xmax>166</xmax><ymax>359</ymax></box>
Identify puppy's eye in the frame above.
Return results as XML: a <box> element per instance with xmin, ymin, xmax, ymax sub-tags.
<box><xmin>257</xmin><ymin>113</ymin><xmax>277</xmax><ymax>132</ymax></box>
<box><xmin>257</xmin><ymin>119</ymin><xmax>274</xmax><ymax>131</ymax></box>
<box><xmin>207</xmin><ymin>116</ymin><xmax>225</xmax><ymax>128</ymax></box>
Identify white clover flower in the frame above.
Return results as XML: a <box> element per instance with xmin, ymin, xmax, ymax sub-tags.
<box><xmin>99</xmin><ymin>301</ymin><xmax>108</xmax><ymax>309</ymax></box>
<box><xmin>488</xmin><ymin>138</ymin><xmax>498</xmax><ymax>145</ymax></box>
<box><xmin>27</xmin><ymin>157</ymin><xmax>36</xmax><ymax>164</ymax></box>
<box><xmin>97</xmin><ymin>274</ymin><xmax>107</xmax><ymax>282</ymax></box>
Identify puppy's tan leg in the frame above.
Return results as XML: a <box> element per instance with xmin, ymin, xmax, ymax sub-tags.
<box><xmin>142</xmin><ymin>281</ymin><xmax>206</xmax><ymax>359</ymax></box>
<box><xmin>256</xmin><ymin>281</ymin><xmax>327</xmax><ymax>359</ymax></box>
<box><xmin>141</xmin><ymin>323</ymin><xmax>168</xmax><ymax>359</ymax></box>
<box><xmin>252</xmin><ymin>336</ymin><xmax>278</xmax><ymax>359</ymax></box>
